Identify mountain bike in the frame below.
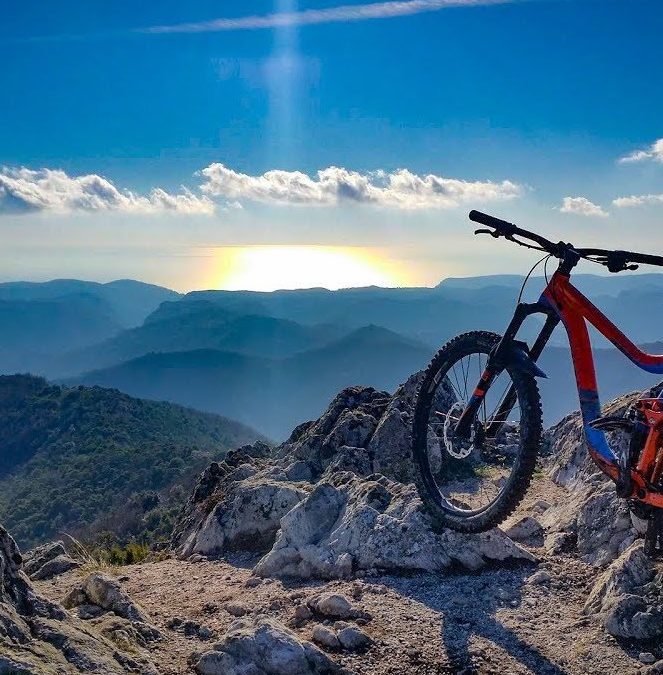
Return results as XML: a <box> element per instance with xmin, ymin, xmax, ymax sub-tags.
<box><xmin>412</xmin><ymin>210</ymin><xmax>663</xmax><ymax>555</ymax></box>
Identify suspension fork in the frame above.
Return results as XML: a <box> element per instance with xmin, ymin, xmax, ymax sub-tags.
<box><xmin>454</xmin><ymin>305</ymin><xmax>559</xmax><ymax>439</ymax></box>
<box><xmin>485</xmin><ymin>313</ymin><xmax>559</xmax><ymax>437</ymax></box>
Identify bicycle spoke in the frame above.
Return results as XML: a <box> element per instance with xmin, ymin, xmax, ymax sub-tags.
<box><xmin>462</xmin><ymin>354</ymin><xmax>471</xmax><ymax>400</ymax></box>
<box><xmin>447</xmin><ymin>369</ymin><xmax>464</xmax><ymax>402</ymax></box>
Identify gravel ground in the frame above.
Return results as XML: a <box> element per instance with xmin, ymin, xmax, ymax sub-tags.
<box><xmin>36</xmin><ymin>476</ymin><xmax>658</xmax><ymax>675</ymax></box>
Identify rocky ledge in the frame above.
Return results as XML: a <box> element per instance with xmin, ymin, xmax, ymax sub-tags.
<box><xmin>171</xmin><ymin>375</ymin><xmax>532</xmax><ymax>579</ymax></box>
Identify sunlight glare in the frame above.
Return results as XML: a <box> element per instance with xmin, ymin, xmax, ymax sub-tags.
<box><xmin>212</xmin><ymin>246</ymin><xmax>404</xmax><ymax>291</ymax></box>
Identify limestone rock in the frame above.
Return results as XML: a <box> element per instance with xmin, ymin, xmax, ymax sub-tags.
<box><xmin>0</xmin><ymin>524</ymin><xmax>157</xmax><ymax>673</ymax></box>
<box><xmin>368</xmin><ymin>371</ymin><xmax>454</xmax><ymax>482</ymax></box>
<box><xmin>643</xmin><ymin>659</ymin><xmax>663</xmax><ymax>674</ymax></box>
<box><xmin>275</xmin><ymin>386</ymin><xmax>391</xmax><ymax>477</ymax></box>
<box><xmin>584</xmin><ymin>542</ymin><xmax>663</xmax><ymax>640</ymax></box>
<box><xmin>174</xmin><ymin>377</ymin><xmax>525</xmax><ymax>585</ymax></box>
<box><xmin>274</xmin><ymin>377</ymin><xmax>453</xmax><ymax>484</ymax></box>
<box><xmin>23</xmin><ymin>540</ymin><xmax>80</xmax><ymax>580</ymax></box>
<box><xmin>503</xmin><ymin>516</ymin><xmax>544</xmax><ymax>544</ymax></box>
<box><xmin>76</xmin><ymin>603</ymin><xmax>106</xmax><ymax>620</ymax></box>
<box><xmin>83</xmin><ymin>572</ymin><xmax>151</xmax><ymax>623</ymax></box>
<box><xmin>294</xmin><ymin>604</ymin><xmax>314</xmax><ymax>623</ymax></box>
<box><xmin>255</xmin><ymin>472</ymin><xmax>533</xmax><ymax>579</ymax></box>
<box><xmin>31</xmin><ymin>553</ymin><xmax>81</xmax><ymax>580</ymax></box>
<box><xmin>585</xmin><ymin>542</ymin><xmax>654</xmax><ymax>614</ymax></box>
<box><xmin>172</xmin><ymin>439</ymin><xmax>310</xmax><ymax>559</ymax></box>
<box><xmin>309</xmin><ymin>593</ymin><xmax>356</xmax><ymax>620</ymax></box>
<box><xmin>224</xmin><ymin>601</ymin><xmax>249</xmax><ymax>617</ymax></box>
<box><xmin>312</xmin><ymin>624</ymin><xmax>341</xmax><ymax>650</ymax></box>
<box><xmin>180</xmin><ymin>478</ymin><xmax>308</xmax><ymax>558</ymax></box>
<box><xmin>195</xmin><ymin>616</ymin><xmax>348</xmax><ymax>675</ymax></box>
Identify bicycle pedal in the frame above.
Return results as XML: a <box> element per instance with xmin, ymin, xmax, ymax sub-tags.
<box><xmin>644</xmin><ymin>509</ymin><xmax>663</xmax><ymax>558</ymax></box>
<box><xmin>589</xmin><ymin>416</ymin><xmax>634</xmax><ymax>433</ymax></box>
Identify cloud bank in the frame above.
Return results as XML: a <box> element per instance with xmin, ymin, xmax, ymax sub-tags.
<box><xmin>199</xmin><ymin>163</ymin><xmax>522</xmax><ymax>209</ymax></box>
<box><xmin>0</xmin><ymin>167</ymin><xmax>214</xmax><ymax>215</ymax></box>
<box><xmin>613</xmin><ymin>193</ymin><xmax>663</xmax><ymax>208</ymax></box>
<box><xmin>145</xmin><ymin>0</ymin><xmax>511</xmax><ymax>34</ymax></box>
<box><xmin>559</xmin><ymin>196</ymin><xmax>608</xmax><ymax>218</ymax></box>
<box><xmin>618</xmin><ymin>138</ymin><xmax>663</xmax><ymax>164</ymax></box>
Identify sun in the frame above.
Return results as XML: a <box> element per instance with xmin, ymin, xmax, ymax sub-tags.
<box><xmin>210</xmin><ymin>246</ymin><xmax>404</xmax><ymax>291</ymax></box>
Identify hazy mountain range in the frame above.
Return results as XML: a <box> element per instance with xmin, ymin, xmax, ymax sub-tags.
<box><xmin>2</xmin><ymin>273</ymin><xmax>663</xmax><ymax>438</ymax></box>
<box><xmin>0</xmin><ymin>279</ymin><xmax>179</xmax><ymax>374</ymax></box>
<box><xmin>68</xmin><ymin>325</ymin><xmax>432</xmax><ymax>439</ymax></box>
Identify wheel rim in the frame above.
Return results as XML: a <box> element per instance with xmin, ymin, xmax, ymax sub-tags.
<box><xmin>423</xmin><ymin>347</ymin><xmax>525</xmax><ymax>517</ymax></box>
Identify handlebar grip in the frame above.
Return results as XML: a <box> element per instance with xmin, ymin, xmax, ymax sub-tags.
<box><xmin>468</xmin><ymin>210</ymin><xmax>516</xmax><ymax>234</ymax></box>
<box><xmin>631</xmin><ymin>252</ymin><xmax>663</xmax><ymax>268</ymax></box>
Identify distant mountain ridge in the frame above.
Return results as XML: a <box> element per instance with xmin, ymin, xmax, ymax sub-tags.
<box><xmin>0</xmin><ymin>293</ymin><xmax>123</xmax><ymax>374</ymax></box>
<box><xmin>67</xmin><ymin>325</ymin><xmax>433</xmax><ymax>439</ymax></box>
<box><xmin>59</xmin><ymin>300</ymin><xmax>347</xmax><ymax>376</ymax></box>
<box><xmin>437</xmin><ymin>272</ymin><xmax>663</xmax><ymax>295</ymax></box>
<box><xmin>0</xmin><ymin>278</ymin><xmax>180</xmax><ymax>327</ymax></box>
<box><xmin>3</xmin><ymin>273</ymin><xmax>663</xmax><ymax>437</ymax></box>
<box><xmin>0</xmin><ymin>279</ymin><xmax>181</xmax><ymax>375</ymax></box>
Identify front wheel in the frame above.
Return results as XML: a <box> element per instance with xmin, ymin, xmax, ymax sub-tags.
<box><xmin>412</xmin><ymin>331</ymin><xmax>542</xmax><ymax>533</ymax></box>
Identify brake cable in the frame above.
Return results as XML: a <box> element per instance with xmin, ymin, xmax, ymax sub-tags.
<box><xmin>505</xmin><ymin>234</ymin><xmax>549</xmax><ymax>254</ymax></box>
<box><xmin>517</xmin><ymin>253</ymin><xmax>552</xmax><ymax>304</ymax></box>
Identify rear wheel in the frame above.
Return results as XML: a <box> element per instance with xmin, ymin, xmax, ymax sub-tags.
<box><xmin>412</xmin><ymin>331</ymin><xmax>542</xmax><ymax>533</ymax></box>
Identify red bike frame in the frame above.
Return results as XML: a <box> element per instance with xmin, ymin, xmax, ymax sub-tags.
<box><xmin>541</xmin><ymin>270</ymin><xmax>663</xmax><ymax>507</ymax></box>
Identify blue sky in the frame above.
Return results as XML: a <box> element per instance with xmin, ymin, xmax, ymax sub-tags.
<box><xmin>1</xmin><ymin>0</ymin><xmax>663</xmax><ymax>290</ymax></box>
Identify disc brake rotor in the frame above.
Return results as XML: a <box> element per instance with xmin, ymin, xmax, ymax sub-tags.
<box><xmin>442</xmin><ymin>401</ymin><xmax>476</xmax><ymax>460</ymax></box>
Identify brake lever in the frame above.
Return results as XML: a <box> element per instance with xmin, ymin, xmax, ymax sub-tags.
<box><xmin>474</xmin><ymin>228</ymin><xmax>500</xmax><ymax>238</ymax></box>
<box><xmin>606</xmin><ymin>251</ymin><xmax>641</xmax><ymax>273</ymax></box>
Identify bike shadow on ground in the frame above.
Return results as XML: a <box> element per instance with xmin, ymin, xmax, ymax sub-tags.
<box><xmin>381</xmin><ymin>565</ymin><xmax>569</xmax><ymax>675</ymax></box>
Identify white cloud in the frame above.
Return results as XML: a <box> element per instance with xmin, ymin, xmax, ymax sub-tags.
<box><xmin>559</xmin><ymin>196</ymin><xmax>608</xmax><ymax>218</ymax></box>
<box><xmin>0</xmin><ymin>167</ymin><xmax>215</xmax><ymax>215</ymax></box>
<box><xmin>613</xmin><ymin>193</ymin><xmax>663</xmax><ymax>208</ymax></box>
<box><xmin>618</xmin><ymin>138</ymin><xmax>663</xmax><ymax>164</ymax></box>
<box><xmin>145</xmin><ymin>0</ymin><xmax>511</xmax><ymax>34</ymax></box>
<box><xmin>199</xmin><ymin>163</ymin><xmax>522</xmax><ymax>210</ymax></box>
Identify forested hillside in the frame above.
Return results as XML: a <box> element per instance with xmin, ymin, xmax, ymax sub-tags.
<box><xmin>0</xmin><ymin>374</ymin><xmax>263</xmax><ymax>548</ymax></box>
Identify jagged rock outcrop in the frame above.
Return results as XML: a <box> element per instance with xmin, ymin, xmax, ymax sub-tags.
<box><xmin>171</xmin><ymin>388</ymin><xmax>397</xmax><ymax>561</ymax></box>
<box><xmin>63</xmin><ymin>573</ymin><xmax>150</xmax><ymax>624</ymax></box>
<box><xmin>541</xmin><ymin>392</ymin><xmax>640</xmax><ymax>566</ymax></box>
<box><xmin>584</xmin><ymin>542</ymin><xmax>663</xmax><ymax>640</ymax></box>
<box><xmin>0</xmin><ymin>523</ymin><xmax>157</xmax><ymax>674</ymax></box>
<box><xmin>173</xmin><ymin>380</ymin><xmax>531</xmax><ymax>579</ymax></box>
<box><xmin>194</xmin><ymin>616</ymin><xmax>349</xmax><ymax>675</ymax></box>
<box><xmin>173</xmin><ymin>451</ymin><xmax>310</xmax><ymax>559</ymax></box>
<box><xmin>273</xmin><ymin>386</ymin><xmax>393</xmax><ymax>478</ymax></box>
<box><xmin>368</xmin><ymin>372</ymin><xmax>454</xmax><ymax>482</ymax></box>
<box><xmin>23</xmin><ymin>540</ymin><xmax>81</xmax><ymax>581</ymax></box>
<box><xmin>274</xmin><ymin>376</ymin><xmax>454</xmax><ymax>484</ymax></box>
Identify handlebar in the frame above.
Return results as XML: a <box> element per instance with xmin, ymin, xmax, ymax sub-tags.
<box><xmin>469</xmin><ymin>210</ymin><xmax>563</xmax><ymax>256</ymax></box>
<box><xmin>468</xmin><ymin>210</ymin><xmax>663</xmax><ymax>273</ymax></box>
